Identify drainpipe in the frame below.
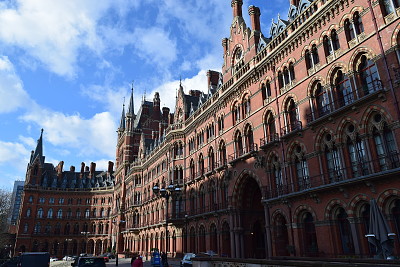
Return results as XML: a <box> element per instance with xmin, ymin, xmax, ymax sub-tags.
<box><xmin>367</xmin><ymin>0</ymin><xmax>400</xmax><ymax>121</ymax></box>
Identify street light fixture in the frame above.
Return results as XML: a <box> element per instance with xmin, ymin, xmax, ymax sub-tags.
<box><xmin>152</xmin><ymin>182</ymin><xmax>181</xmax><ymax>267</ymax></box>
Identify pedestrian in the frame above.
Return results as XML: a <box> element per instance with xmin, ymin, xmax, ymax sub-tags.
<box><xmin>132</xmin><ymin>255</ymin><xmax>143</xmax><ymax>267</ymax></box>
<box><xmin>161</xmin><ymin>252</ymin><xmax>168</xmax><ymax>267</ymax></box>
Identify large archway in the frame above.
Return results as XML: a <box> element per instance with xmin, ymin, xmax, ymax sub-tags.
<box><xmin>237</xmin><ymin>175</ymin><xmax>265</xmax><ymax>259</ymax></box>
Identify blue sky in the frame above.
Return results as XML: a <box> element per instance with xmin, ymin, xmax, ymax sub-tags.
<box><xmin>0</xmin><ymin>0</ymin><xmax>288</xmax><ymax>190</ymax></box>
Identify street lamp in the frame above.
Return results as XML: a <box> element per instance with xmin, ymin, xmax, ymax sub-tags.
<box><xmin>80</xmin><ymin>232</ymin><xmax>90</xmax><ymax>254</ymax></box>
<box><xmin>152</xmin><ymin>182</ymin><xmax>181</xmax><ymax>267</ymax></box>
<box><xmin>113</xmin><ymin>220</ymin><xmax>125</xmax><ymax>266</ymax></box>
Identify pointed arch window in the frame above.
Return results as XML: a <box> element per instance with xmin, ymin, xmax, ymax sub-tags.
<box><xmin>190</xmin><ymin>159</ymin><xmax>195</xmax><ymax>180</ymax></box>
<box><xmin>331</xmin><ymin>30</ymin><xmax>340</xmax><ymax>51</ymax></box>
<box><xmin>271</xmin><ymin>156</ymin><xmax>283</xmax><ymax>193</ymax></box>
<box><xmin>323</xmin><ymin>134</ymin><xmax>344</xmax><ymax>182</ymax></box>
<box><xmin>26</xmin><ymin>208</ymin><xmax>31</xmax><ymax>218</ymax></box>
<box><xmin>47</xmin><ymin>208</ymin><xmax>53</xmax><ymax>218</ymax></box>
<box><xmin>284</xmin><ymin>98</ymin><xmax>301</xmax><ymax>134</ymax></box>
<box><xmin>242</xmin><ymin>95</ymin><xmax>251</xmax><ymax>118</ymax></box>
<box><xmin>358</xmin><ymin>55</ymin><xmax>380</xmax><ymax>95</ymax></box>
<box><xmin>261</xmin><ymin>81</ymin><xmax>272</xmax><ymax>103</ymax></box>
<box><xmin>234</xmin><ymin>131</ymin><xmax>244</xmax><ymax>158</ymax></box>
<box><xmin>371</xmin><ymin>114</ymin><xmax>399</xmax><ymax>170</ymax></box>
<box><xmin>23</xmin><ymin>223</ymin><xmax>28</xmax><ymax>233</ymax></box>
<box><xmin>334</xmin><ymin>70</ymin><xmax>353</xmax><ymax>107</ymax></box>
<box><xmin>208</xmin><ymin>147</ymin><xmax>215</xmax><ymax>171</ymax></box>
<box><xmin>219</xmin><ymin>141</ymin><xmax>227</xmax><ymax>166</ymax></box>
<box><xmin>232</xmin><ymin>102</ymin><xmax>241</xmax><ymax>124</ymax></box>
<box><xmin>263</xmin><ymin>112</ymin><xmax>277</xmax><ymax>145</ymax></box>
<box><xmin>199</xmin><ymin>154</ymin><xmax>204</xmax><ymax>176</ymax></box>
<box><xmin>303</xmin><ymin>213</ymin><xmax>319</xmax><ymax>256</ymax></box>
<box><xmin>345</xmin><ymin>125</ymin><xmax>369</xmax><ymax>177</ymax></box>
<box><xmin>293</xmin><ymin>145</ymin><xmax>310</xmax><ymax>190</ymax></box>
<box><xmin>34</xmin><ymin>222</ymin><xmax>41</xmax><ymax>234</ymax></box>
<box><xmin>337</xmin><ymin>208</ymin><xmax>355</xmax><ymax>254</ymax></box>
<box><xmin>85</xmin><ymin>209</ymin><xmax>90</xmax><ymax>219</ymax></box>
<box><xmin>57</xmin><ymin>209</ymin><xmax>63</xmax><ymax>219</ymax></box>
<box><xmin>314</xmin><ymin>82</ymin><xmax>331</xmax><ymax>118</ymax></box>
<box><xmin>244</xmin><ymin>124</ymin><xmax>255</xmax><ymax>152</ymax></box>
<box><xmin>323</xmin><ymin>35</ymin><xmax>333</xmax><ymax>57</ymax></box>
<box><xmin>37</xmin><ymin>208</ymin><xmax>43</xmax><ymax>218</ymax></box>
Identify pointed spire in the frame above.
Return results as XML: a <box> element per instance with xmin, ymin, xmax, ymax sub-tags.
<box><xmin>119</xmin><ymin>104</ymin><xmax>125</xmax><ymax>130</ymax></box>
<box><xmin>127</xmin><ymin>85</ymin><xmax>135</xmax><ymax>115</ymax></box>
<box><xmin>31</xmin><ymin>129</ymin><xmax>44</xmax><ymax>166</ymax></box>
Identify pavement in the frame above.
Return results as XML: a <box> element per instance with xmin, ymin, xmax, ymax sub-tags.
<box><xmin>51</xmin><ymin>257</ymin><xmax>182</xmax><ymax>267</ymax></box>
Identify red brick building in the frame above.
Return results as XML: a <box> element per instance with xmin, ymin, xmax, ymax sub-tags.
<box><xmin>15</xmin><ymin>0</ymin><xmax>400</xmax><ymax>259</ymax></box>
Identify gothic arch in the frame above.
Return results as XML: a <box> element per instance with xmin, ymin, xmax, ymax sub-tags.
<box><xmin>378</xmin><ymin>189</ymin><xmax>400</xmax><ymax>213</ymax></box>
<box><xmin>314</xmin><ymin>127</ymin><xmax>336</xmax><ymax>152</ymax></box>
<box><xmin>324</xmin><ymin>199</ymin><xmax>349</xmax><ymax>220</ymax></box>
<box><xmin>286</xmin><ymin>141</ymin><xmax>308</xmax><ymax>160</ymax></box>
<box><xmin>360</xmin><ymin>105</ymin><xmax>394</xmax><ymax>133</ymax></box>
<box><xmin>348</xmin><ymin>194</ymin><xmax>370</xmax><ymax>216</ymax></box>
<box><xmin>391</xmin><ymin>22</ymin><xmax>400</xmax><ymax>47</ymax></box>
<box><xmin>307</xmin><ymin>75</ymin><xmax>326</xmax><ymax>96</ymax></box>
<box><xmin>231</xmin><ymin>169</ymin><xmax>263</xmax><ymax>207</ymax></box>
<box><xmin>336</xmin><ymin>117</ymin><xmax>359</xmax><ymax>143</ymax></box>
<box><xmin>293</xmin><ymin>204</ymin><xmax>317</xmax><ymax>223</ymax></box>
<box><xmin>327</xmin><ymin>62</ymin><xmax>348</xmax><ymax>84</ymax></box>
<box><xmin>348</xmin><ymin>47</ymin><xmax>377</xmax><ymax>71</ymax></box>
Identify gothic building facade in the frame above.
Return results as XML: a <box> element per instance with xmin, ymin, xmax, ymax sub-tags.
<box><xmin>15</xmin><ymin>0</ymin><xmax>400</xmax><ymax>259</ymax></box>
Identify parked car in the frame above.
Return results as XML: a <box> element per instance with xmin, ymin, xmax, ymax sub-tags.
<box><xmin>63</xmin><ymin>255</ymin><xmax>75</xmax><ymax>261</ymax></box>
<box><xmin>98</xmin><ymin>254</ymin><xmax>109</xmax><ymax>262</ymax></box>
<box><xmin>71</xmin><ymin>257</ymin><xmax>106</xmax><ymax>267</ymax></box>
<box><xmin>0</xmin><ymin>257</ymin><xmax>20</xmax><ymax>267</ymax></box>
<box><xmin>50</xmin><ymin>257</ymin><xmax>58</xmax><ymax>262</ymax></box>
<box><xmin>180</xmin><ymin>253</ymin><xmax>196</xmax><ymax>267</ymax></box>
<box><xmin>18</xmin><ymin>252</ymin><xmax>50</xmax><ymax>267</ymax></box>
<box><xmin>104</xmin><ymin>253</ymin><xmax>115</xmax><ymax>259</ymax></box>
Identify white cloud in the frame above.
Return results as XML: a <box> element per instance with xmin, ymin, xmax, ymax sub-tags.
<box><xmin>148</xmin><ymin>70</ymin><xmax>208</xmax><ymax>112</ymax></box>
<box><xmin>0</xmin><ymin>140</ymin><xmax>30</xmax><ymax>171</ymax></box>
<box><xmin>0</xmin><ymin>56</ymin><xmax>30</xmax><ymax>113</ymax></box>
<box><xmin>0</xmin><ymin>0</ymin><xmax>137</xmax><ymax>78</ymax></box>
<box><xmin>18</xmin><ymin>135</ymin><xmax>35</xmax><ymax>147</ymax></box>
<box><xmin>132</xmin><ymin>27</ymin><xmax>177</xmax><ymax>68</ymax></box>
<box><xmin>20</xmin><ymin>105</ymin><xmax>117</xmax><ymax>158</ymax></box>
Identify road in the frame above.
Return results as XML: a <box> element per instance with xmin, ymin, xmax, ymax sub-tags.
<box><xmin>51</xmin><ymin>257</ymin><xmax>182</xmax><ymax>267</ymax></box>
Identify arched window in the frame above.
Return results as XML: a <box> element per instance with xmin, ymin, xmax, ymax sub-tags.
<box><xmin>331</xmin><ymin>30</ymin><xmax>340</xmax><ymax>51</ymax></box>
<box><xmin>242</xmin><ymin>95</ymin><xmax>251</xmax><ymax>118</ymax></box>
<box><xmin>54</xmin><ymin>223</ymin><xmax>61</xmax><ymax>235</ymax></box>
<box><xmin>64</xmin><ymin>223</ymin><xmax>70</xmax><ymax>235</ymax></box>
<box><xmin>26</xmin><ymin>208</ymin><xmax>31</xmax><ymax>218</ymax></box>
<box><xmin>284</xmin><ymin>98</ymin><xmax>301</xmax><ymax>134</ymax></box>
<box><xmin>271</xmin><ymin>156</ymin><xmax>283</xmax><ymax>193</ymax></box>
<box><xmin>232</xmin><ymin>102</ymin><xmax>241</xmax><ymax>124</ymax></box>
<box><xmin>100</xmin><ymin>208</ymin><xmax>104</xmax><ymax>218</ymax></box>
<box><xmin>323</xmin><ymin>35</ymin><xmax>333</xmax><ymax>57</ymax></box>
<box><xmin>336</xmin><ymin>208</ymin><xmax>355</xmax><ymax>254</ymax></box>
<box><xmin>278</xmin><ymin>70</ymin><xmax>284</xmax><ymax>89</ymax></box>
<box><xmin>190</xmin><ymin>159</ymin><xmax>195</xmax><ymax>180</ymax></box>
<box><xmin>219</xmin><ymin>141</ymin><xmax>227</xmax><ymax>166</ymax></box>
<box><xmin>293</xmin><ymin>145</ymin><xmax>310</xmax><ymax>190</ymax></box>
<box><xmin>67</xmin><ymin>208</ymin><xmax>72</xmax><ymax>219</ymax></box>
<box><xmin>313</xmin><ymin>82</ymin><xmax>331</xmax><ymax>119</ymax></box>
<box><xmin>92</xmin><ymin>208</ymin><xmax>97</xmax><ymax>218</ymax></box>
<box><xmin>85</xmin><ymin>209</ymin><xmax>90</xmax><ymax>218</ymax></box>
<box><xmin>37</xmin><ymin>208</ymin><xmax>43</xmax><ymax>218</ymax></box>
<box><xmin>311</xmin><ymin>44</ymin><xmax>319</xmax><ymax>65</ymax></box>
<box><xmin>358</xmin><ymin>55</ymin><xmax>380</xmax><ymax>95</ymax></box>
<box><xmin>302</xmin><ymin>213</ymin><xmax>319</xmax><ymax>256</ymax></box>
<box><xmin>47</xmin><ymin>208</ymin><xmax>53</xmax><ymax>218</ymax></box>
<box><xmin>57</xmin><ymin>209</ymin><xmax>63</xmax><ymax>219</ymax></box>
<box><xmin>353</xmin><ymin>12</ymin><xmax>364</xmax><ymax>35</ymax></box>
<box><xmin>261</xmin><ymin>81</ymin><xmax>272</xmax><ymax>103</ymax></box>
<box><xmin>208</xmin><ymin>147</ymin><xmax>215</xmax><ymax>171</ymax></box>
<box><xmin>209</xmin><ymin>181</ymin><xmax>217</xmax><ymax>210</ymax></box>
<box><xmin>263</xmin><ymin>111</ymin><xmax>277</xmax><ymax>144</ymax></box>
<box><xmin>34</xmin><ymin>222</ymin><xmax>41</xmax><ymax>234</ymax></box>
<box><xmin>244</xmin><ymin>124</ymin><xmax>254</xmax><ymax>152</ymax></box>
<box><xmin>234</xmin><ymin>131</ymin><xmax>243</xmax><ymax>158</ymax></box>
<box><xmin>333</xmin><ymin>70</ymin><xmax>353</xmax><ymax>107</ymax></box>
<box><xmin>198</xmin><ymin>154</ymin><xmax>204</xmax><ymax>176</ymax></box>
<box><xmin>380</xmin><ymin>0</ymin><xmax>400</xmax><ymax>16</ymax></box>
<box><xmin>76</xmin><ymin>209</ymin><xmax>81</xmax><ymax>219</ymax></box>
<box><xmin>323</xmin><ymin>133</ymin><xmax>344</xmax><ymax>182</ymax></box>
<box><xmin>345</xmin><ymin>124</ymin><xmax>369</xmax><ymax>177</ymax></box>
<box><xmin>370</xmin><ymin>113</ymin><xmax>399</xmax><ymax>170</ymax></box>
<box><xmin>23</xmin><ymin>223</ymin><xmax>28</xmax><ymax>233</ymax></box>
<box><xmin>199</xmin><ymin>186</ymin><xmax>206</xmax><ymax>213</ymax></box>
<box><xmin>305</xmin><ymin>49</ymin><xmax>312</xmax><ymax>70</ymax></box>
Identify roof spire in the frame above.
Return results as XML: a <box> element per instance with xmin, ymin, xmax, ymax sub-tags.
<box><xmin>119</xmin><ymin>103</ymin><xmax>126</xmax><ymax>130</ymax></box>
<box><xmin>31</xmin><ymin>129</ymin><xmax>44</xmax><ymax>166</ymax></box>
<box><xmin>127</xmin><ymin>82</ymin><xmax>135</xmax><ymax>115</ymax></box>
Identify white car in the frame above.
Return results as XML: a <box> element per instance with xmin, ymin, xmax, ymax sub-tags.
<box><xmin>50</xmin><ymin>257</ymin><xmax>58</xmax><ymax>262</ymax></box>
<box><xmin>62</xmin><ymin>255</ymin><xmax>74</xmax><ymax>261</ymax></box>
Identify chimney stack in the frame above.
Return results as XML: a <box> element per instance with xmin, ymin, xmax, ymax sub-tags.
<box><xmin>80</xmin><ymin>162</ymin><xmax>85</xmax><ymax>174</ymax></box>
<box><xmin>70</xmin><ymin>165</ymin><xmax>75</xmax><ymax>172</ymax></box>
<box><xmin>90</xmin><ymin>162</ymin><xmax>96</xmax><ymax>176</ymax></box>
<box><xmin>85</xmin><ymin>166</ymin><xmax>89</xmax><ymax>172</ymax></box>
<box><xmin>108</xmin><ymin>161</ymin><xmax>114</xmax><ymax>173</ymax></box>
<box><xmin>231</xmin><ymin>0</ymin><xmax>243</xmax><ymax>18</ymax></box>
<box><xmin>222</xmin><ymin>38</ymin><xmax>228</xmax><ymax>55</ymax></box>
<box><xmin>248</xmin><ymin>6</ymin><xmax>261</xmax><ymax>32</ymax></box>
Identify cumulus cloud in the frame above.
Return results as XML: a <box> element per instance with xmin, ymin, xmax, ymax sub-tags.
<box><xmin>20</xmin><ymin>106</ymin><xmax>117</xmax><ymax>158</ymax></box>
<box><xmin>0</xmin><ymin>56</ymin><xmax>30</xmax><ymax>113</ymax></box>
<box><xmin>0</xmin><ymin>0</ymin><xmax>137</xmax><ymax>78</ymax></box>
<box><xmin>0</xmin><ymin>140</ymin><xmax>30</xmax><ymax>170</ymax></box>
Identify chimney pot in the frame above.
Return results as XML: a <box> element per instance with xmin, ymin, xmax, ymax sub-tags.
<box><xmin>70</xmin><ymin>166</ymin><xmax>75</xmax><ymax>172</ymax></box>
<box><xmin>90</xmin><ymin>162</ymin><xmax>96</xmax><ymax>174</ymax></box>
<box><xmin>80</xmin><ymin>162</ymin><xmax>85</xmax><ymax>173</ymax></box>
<box><xmin>108</xmin><ymin>161</ymin><xmax>114</xmax><ymax>173</ymax></box>
<box><xmin>248</xmin><ymin>6</ymin><xmax>261</xmax><ymax>32</ymax></box>
<box><xmin>231</xmin><ymin>0</ymin><xmax>243</xmax><ymax>18</ymax></box>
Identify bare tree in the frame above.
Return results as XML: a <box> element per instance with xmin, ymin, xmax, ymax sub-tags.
<box><xmin>0</xmin><ymin>189</ymin><xmax>12</xmax><ymax>259</ymax></box>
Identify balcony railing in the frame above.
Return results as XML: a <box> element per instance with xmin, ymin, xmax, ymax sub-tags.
<box><xmin>260</xmin><ymin>133</ymin><xmax>279</xmax><ymax>148</ymax></box>
<box><xmin>281</xmin><ymin>121</ymin><xmax>302</xmax><ymax>136</ymax></box>
<box><xmin>264</xmin><ymin>151</ymin><xmax>400</xmax><ymax>199</ymax></box>
<box><xmin>185</xmin><ymin>202</ymin><xmax>229</xmax><ymax>216</ymax></box>
<box><xmin>215</xmin><ymin>159</ymin><xmax>228</xmax><ymax>170</ymax></box>
<box><xmin>306</xmin><ymin>80</ymin><xmax>384</xmax><ymax>123</ymax></box>
<box><xmin>228</xmin><ymin>143</ymin><xmax>258</xmax><ymax>163</ymax></box>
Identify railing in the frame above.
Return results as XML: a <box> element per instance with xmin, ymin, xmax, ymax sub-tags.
<box><xmin>228</xmin><ymin>143</ymin><xmax>258</xmax><ymax>162</ymax></box>
<box><xmin>265</xmin><ymin>151</ymin><xmax>400</xmax><ymax>199</ymax></box>
<box><xmin>281</xmin><ymin>121</ymin><xmax>302</xmax><ymax>136</ymax></box>
<box><xmin>215</xmin><ymin>159</ymin><xmax>228</xmax><ymax>170</ymax></box>
<box><xmin>307</xmin><ymin>80</ymin><xmax>384</xmax><ymax>123</ymax></box>
<box><xmin>260</xmin><ymin>133</ymin><xmax>279</xmax><ymax>147</ymax></box>
<box><xmin>185</xmin><ymin>202</ymin><xmax>229</xmax><ymax>216</ymax></box>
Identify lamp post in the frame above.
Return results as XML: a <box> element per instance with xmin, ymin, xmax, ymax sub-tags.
<box><xmin>152</xmin><ymin>182</ymin><xmax>181</xmax><ymax>267</ymax></box>
<box><xmin>80</xmin><ymin>232</ymin><xmax>90</xmax><ymax>255</ymax></box>
<box><xmin>113</xmin><ymin>220</ymin><xmax>125</xmax><ymax>266</ymax></box>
